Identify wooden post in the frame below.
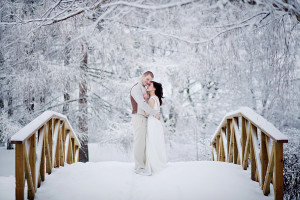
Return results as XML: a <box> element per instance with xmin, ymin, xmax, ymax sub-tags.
<box><xmin>216</xmin><ymin>135</ymin><xmax>220</xmax><ymax>161</ymax></box>
<box><xmin>66</xmin><ymin>131</ymin><xmax>71</xmax><ymax>164</ymax></box>
<box><xmin>260</xmin><ymin>132</ymin><xmax>268</xmax><ymax>188</ymax></box>
<box><xmin>274</xmin><ymin>142</ymin><xmax>284</xmax><ymax>200</ymax></box>
<box><xmin>72</xmin><ymin>138</ymin><xmax>75</xmax><ymax>163</ymax></box>
<box><xmin>24</xmin><ymin>144</ymin><xmax>35</xmax><ymax>200</ymax></box>
<box><xmin>15</xmin><ymin>143</ymin><xmax>25</xmax><ymax>200</ymax></box>
<box><xmin>250</xmin><ymin>138</ymin><xmax>256</xmax><ymax>180</ymax></box>
<box><xmin>29</xmin><ymin>133</ymin><xmax>36</xmax><ymax>191</ymax></box>
<box><xmin>40</xmin><ymin>126</ymin><xmax>46</xmax><ymax>182</ymax></box>
<box><xmin>263</xmin><ymin>144</ymin><xmax>275</xmax><ymax>195</ymax></box>
<box><xmin>250</xmin><ymin>125</ymin><xmax>256</xmax><ymax>181</ymax></box>
<box><xmin>60</xmin><ymin>121</ymin><xmax>64</xmax><ymax>166</ymax></box>
<box><xmin>226</xmin><ymin>119</ymin><xmax>231</xmax><ymax>159</ymax></box>
<box><xmin>62</xmin><ymin>122</ymin><xmax>66</xmax><ymax>163</ymax></box>
<box><xmin>45</xmin><ymin>123</ymin><xmax>52</xmax><ymax>174</ymax></box>
<box><xmin>48</xmin><ymin>120</ymin><xmax>53</xmax><ymax>169</ymax></box>
<box><xmin>55</xmin><ymin>121</ymin><xmax>61</xmax><ymax>167</ymax></box>
<box><xmin>242</xmin><ymin>123</ymin><xmax>251</xmax><ymax>170</ymax></box>
<box><xmin>241</xmin><ymin>117</ymin><xmax>247</xmax><ymax>163</ymax></box>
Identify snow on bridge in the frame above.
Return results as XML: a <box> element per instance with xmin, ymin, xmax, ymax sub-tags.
<box><xmin>33</xmin><ymin>161</ymin><xmax>273</xmax><ymax>200</ymax></box>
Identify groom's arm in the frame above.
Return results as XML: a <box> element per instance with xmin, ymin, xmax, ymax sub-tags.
<box><xmin>131</xmin><ymin>85</ymin><xmax>158</xmax><ymax>116</ymax></box>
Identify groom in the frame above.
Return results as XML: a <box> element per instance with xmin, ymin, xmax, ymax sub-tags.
<box><xmin>130</xmin><ymin>71</ymin><xmax>160</xmax><ymax>175</ymax></box>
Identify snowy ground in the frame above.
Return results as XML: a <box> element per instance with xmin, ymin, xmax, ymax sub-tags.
<box><xmin>0</xmin><ymin>147</ymin><xmax>274</xmax><ymax>200</ymax></box>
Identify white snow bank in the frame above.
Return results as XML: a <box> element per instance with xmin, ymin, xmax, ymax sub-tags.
<box><xmin>25</xmin><ymin>161</ymin><xmax>273</xmax><ymax>200</ymax></box>
<box><xmin>0</xmin><ymin>147</ymin><xmax>15</xmax><ymax>177</ymax></box>
<box><xmin>211</xmin><ymin>107</ymin><xmax>288</xmax><ymax>144</ymax></box>
<box><xmin>11</xmin><ymin>111</ymin><xmax>80</xmax><ymax>147</ymax></box>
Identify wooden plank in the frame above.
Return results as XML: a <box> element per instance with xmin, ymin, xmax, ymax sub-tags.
<box><xmin>233</xmin><ymin>118</ymin><xmax>239</xmax><ymax>164</ymax></box>
<box><xmin>55</xmin><ymin>120</ymin><xmax>61</xmax><ymax>168</ymax></box>
<box><xmin>15</xmin><ymin>143</ymin><xmax>25</xmax><ymax>200</ymax></box>
<box><xmin>241</xmin><ymin>117</ymin><xmax>247</xmax><ymax>163</ymax></box>
<box><xmin>60</xmin><ymin>121</ymin><xmax>64</xmax><ymax>166</ymax></box>
<box><xmin>261</xmin><ymin>132</ymin><xmax>268</xmax><ymax>188</ymax></box>
<box><xmin>263</xmin><ymin>143</ymin><xmax>275</xmax><ymax>195</ymax></box>
<box><xmin>23</xmin><ymin>143</ymin><xmax>35</xmax><ymax>200</ymax></box>
<box><xmin>242</xmin><ymin>123</ymin><xmax>251</xmax><ymax>170</ymax></box>
<box><xmin>72</xmin><ymin>138</ymin><xmax>75</xmax><ymax>163</ymax></box>
<box><xmin>28</xmin><ymin>133</ymin><xmax>36</xmax><ymax>191</ymax></box>
<box><xmin>233</xmin><ymin>120</ymin><xmax>242</xmax><ymax>165</ymax></box>
<box><xmin>67</xmin><ymin>132</ymin><xmax>73</xmax><ymax>164</ymax></box>
<box><xmin>250</xmin><ymin>131</ymin><xmax>256</xmax><ymax>181</ymax></box>
<box><xmin>274</xmin><ymin>142</ymin><xmax>284</xmax><ymax>200</ymax></box>
<box><xmin>45</xmin><ymin>123</ymin><xmax>52</xmax><ymax>174</ymax></box>
<box><xmin>40</xmin><ymin>126</ymin><xmax>46</xmax><ymax>182</ymax></box>
<box><xmin>216</xmin><ymin>135</ymin><xmax>220</xmax><ymax>161</ymax></box>
<box><xmin>221</xmin><ymin>129</ymin><xmax>227</xmax><ymax>160</ymax></box>
<box><xmin>226</xmin><ymin>119</ymin><xmax>231</xmax><ymax>162</ymax></box>
<box><xmin>48</xmin><ymin>120</ymin><xmax>53</xmax><ymax>169</ymax></box>
<box><xmin>62</xmin><ymin>121</ymin><xmax>66</xmax><ymax>163</ymax></box>
<box><xmin>251</xmin><ymin>125</ymin><xmax>261</xmax><ymax>184</ymax></box>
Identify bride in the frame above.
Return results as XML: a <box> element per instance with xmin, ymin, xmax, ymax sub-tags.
<box><xmin>144</xmin><ymin>81</ymin><xmax>167</xmax><ymax>175</ymax></box>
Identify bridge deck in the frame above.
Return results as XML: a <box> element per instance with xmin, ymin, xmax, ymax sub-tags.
<box><xmin>32</xmin><ymin>161</ymin><xmax>273</xmax><ymax>200</ymax></box>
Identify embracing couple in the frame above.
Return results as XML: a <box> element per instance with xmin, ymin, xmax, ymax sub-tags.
<box><xmin>130</xmin><ymin>71</ymin><xmax>167</xmax><ymax>176</ymax></box>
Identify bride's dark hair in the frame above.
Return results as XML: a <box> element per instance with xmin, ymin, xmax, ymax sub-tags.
<box><xmin>152</xmin><ymin>81</ymin><xmax>164</xmax><ymax>105</ymax></box>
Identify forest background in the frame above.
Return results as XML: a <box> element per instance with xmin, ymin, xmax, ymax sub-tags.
<box><xmin>0</xmin><ymin>0</ymin><xmax>299</xmax><ymax>199</ymax></box>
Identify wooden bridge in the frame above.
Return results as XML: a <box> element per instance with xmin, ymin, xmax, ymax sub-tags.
<box><xmin>10</xmin><ymin>108</ymin><xmax>288</xmax><ymax>200</ymax></box>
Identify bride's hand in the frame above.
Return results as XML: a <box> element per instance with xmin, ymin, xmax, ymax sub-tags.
<box><xmin>155</xmin><ymin>113</ymin><xmax>161</xmax><ymax>120</ymax></box>
<box><xmin>145</xmin><ymin>111</ymin><xmax>149</xmax><ymax>117</ymax></box>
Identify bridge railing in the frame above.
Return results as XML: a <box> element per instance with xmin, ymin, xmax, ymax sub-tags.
<box><xmin>11</xmin><ymin>111</ymin><xmax>81</xmax><ymax>200</ymax></box>
<box><xmin>211</xmin><ymin>107</ymin><xmax>288</xmax><ymax>200</ymax></box>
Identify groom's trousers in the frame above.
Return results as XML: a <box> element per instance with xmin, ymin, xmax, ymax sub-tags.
<box><xmin>132</xmin><ymin>114</ymin><xmax>147</xmax><ymax>170</ymax></box>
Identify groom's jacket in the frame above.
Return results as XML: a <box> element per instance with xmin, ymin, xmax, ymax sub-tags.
<box><xmin>130</xmin><ymin>81</ymin><xmax>158</xmax><ymax>117</ymax></box>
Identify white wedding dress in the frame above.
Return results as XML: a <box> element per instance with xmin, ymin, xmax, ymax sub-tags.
<box><xmin>145</xmin><ymin>96</ymin><xmax>167</xmax><ymax>174</ymax></box>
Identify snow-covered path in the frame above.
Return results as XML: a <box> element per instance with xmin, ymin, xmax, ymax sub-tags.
<box><xmin>30</xmin><ymin>161</ymin><xmax>273</xmax><ymax>200</ymax></box>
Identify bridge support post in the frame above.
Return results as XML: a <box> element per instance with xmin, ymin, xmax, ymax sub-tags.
<box><xmin>15</xmin><ymin>143</ymin><xmax>24</xmax><ymax>200</ymax></box>
<box><xmin>274</xmin><ymin>142</ymin><xmax>283</xmax><ymax>200</ymax></box>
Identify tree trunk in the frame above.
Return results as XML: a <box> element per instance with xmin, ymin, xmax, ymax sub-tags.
<box><xmin>63</xmin><ymin>36</ymin><xmax>71</xmax><ymax>115</ymax></box>
<box><xmin>78</xmin><ymin>43</ymin><xmax>89</xmax><ymax>162</ymax></box>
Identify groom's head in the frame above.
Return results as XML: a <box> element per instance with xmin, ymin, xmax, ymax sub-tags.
<box><xmin>141</xmin><ymin>71</ymin><xmax>154</xmax><ymax>87</ymax></box>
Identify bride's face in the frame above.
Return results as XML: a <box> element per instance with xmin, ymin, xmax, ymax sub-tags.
<box><xmin>146</xmin><ymin>82</ymin><xmax>156</xmax><ymax>92</ymax></box>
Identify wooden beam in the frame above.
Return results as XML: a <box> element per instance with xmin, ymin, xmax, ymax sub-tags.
<box><xmin>216</xmin><ymin>135</ymin><xmax>220</xmax><ymax>161</ymax></box>
<box><xmin>55</xmin><ymin>120</ymin><xmax>61</xmax><ymax>168</ymax></box>
<box><xmin>241</xmin><ymin>117</ymin><xmax>247</xmax><ymax>163</ymax></box>
<box><xmin>15</xmin><ymin>143</ymin><xmax>25</xmax><ymax>200</ymax></box>
<box><xmin>28</xmin><ymin>133</ymin><xmax>36</xmax><ymax>191</ymax></box>
<box><xmin>23</xmin><ymin>144</ymin><xmax>35</xmax><ymax>200</ymax></box>
<box><xmin>242</xmin><ymin>124</ymin><xmax>251</xmax><ymax>170</ymax></box>
<box><xmin>263</xmin><ymin>143</ymin><xmax>275</xmax><ymax>195</ymax></box>
<box><xmin>250</xmin><ymin>125</ymin><xmax>256</xmax><ymax>181</ymax></box>
<box><xmin>60</xmin><ymin>121</ymin><xmax>64</xmax><ymax>166</ymax></box>
<box><xmin>48</xmin><ymin>120</ymin><xmax>53</xmax><ymax>170</ymax></box>
<box><xmin>274</xmin><ymin>142</ymin><xmax>284</xmax><ymax>200</ymax></box>
<box><xmin>226</xmin><ymin>119</ymin><xmax>231</xmax><ymax>161</ymax></box>
<box><xmin>45</xmin><ymin>123</ymin><xmax>52</xmax><ymax>174</ymax></box>
<box><xmin>250</xmin><ymin>135</ymin><xmax>256</xmax><ymax>181</ymax></box>
<box><xmin>72</xmin><ymin>138</ymin><xmax>75</xmax><ymax>163</ymax></box>
<box><xmin>40</xmin><ymin>126</ymin><xmax>46</xmax><ymax>182</ymax></box>
<box><xmin>261</xmin><ymin>132</ymin><xmax>268</xmax><ymax>188</ymax></box>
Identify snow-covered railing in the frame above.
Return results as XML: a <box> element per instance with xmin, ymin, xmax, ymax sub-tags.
<box><xmin>211</xmin><ymin>107</ymin><xmax>288</xmax><ymax>200</ymax></box>
<box><xmin>11</xmin><ymin>111</ymin><xmax>81</xmax><ymax>200</ymax></box>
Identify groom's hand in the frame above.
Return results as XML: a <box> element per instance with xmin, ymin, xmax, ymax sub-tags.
<box><xmin>155</xmin><ymin>113</ymin><xmax>161</xmax><ymax>120</ymax></box>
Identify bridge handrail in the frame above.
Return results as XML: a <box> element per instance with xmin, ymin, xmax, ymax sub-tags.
<box><xmin>11</xmin><ymin>111</ymin><xmax>81</xmax><ymax>200</ymax></box>
<box><xmin>211</xmin><ymin>107</ymin><xmax>288</xmax><ymax>200</ymax></box>
<box><xmin>211</xmin><ymin>107</ymin><xmax>288</xmax><ymax>143</ymax></box>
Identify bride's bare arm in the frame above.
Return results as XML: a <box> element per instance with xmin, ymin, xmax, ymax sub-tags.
<box><xmin>144</xmin><ymin>98</ymin><xmax>155</xmax><ymax>116</ymax></box>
